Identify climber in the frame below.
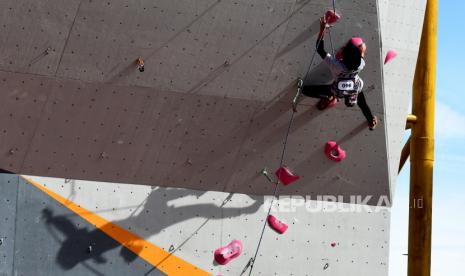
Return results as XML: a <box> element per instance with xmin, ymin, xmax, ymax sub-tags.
<box><xmin>301</xmin><ymin>16</ymin><xmax>378</xmax><ymax>130</ymax></box>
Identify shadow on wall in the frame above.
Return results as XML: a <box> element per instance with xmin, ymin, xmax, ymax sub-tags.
<box><xmin>159</xmin><ymin>71</ymin><xmax>332</xmax><ymax>195</ymax></box>
<box><xmin>41</xmin><ymin>187</ymin><xmax>262</xmax><ymax>271</ymax></box>
<box><xmin>0</xmin><ymin>168</ymin><xmax>14</xmax><ymax>174</ymax></box>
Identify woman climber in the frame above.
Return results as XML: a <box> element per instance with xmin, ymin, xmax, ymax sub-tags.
<box><xmin>302</xmin><ymin>16</ymin><xmax>378</xmax><ymax>130</ymax></box>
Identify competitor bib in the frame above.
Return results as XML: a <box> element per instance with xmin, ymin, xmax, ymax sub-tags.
<box><xmin>337</xmin><ymin>79</ymin><xmax>355</xmax><ymax>91</ymax></box>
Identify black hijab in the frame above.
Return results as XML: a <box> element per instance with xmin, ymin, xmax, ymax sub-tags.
<box><xmin>342</xmin><ymin>42</ymin><xmax>362</xmax><ymax>70</ymax></box>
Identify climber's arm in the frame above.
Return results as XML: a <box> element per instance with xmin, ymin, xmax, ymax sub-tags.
<box><xmin>316</xmin><ymin>16</ymin><xmax>328</xmax><ymax>59</ymax></box>
<box><xmin>316</xmin><ymin>39</ymin><xmax>328</xmax><ymax>59</ymax></box>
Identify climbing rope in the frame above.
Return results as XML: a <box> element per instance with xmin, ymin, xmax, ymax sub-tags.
<box><xmin>305</xmin><ymin>0</ymin><xmax>337</xmax><ymax>82</ymax></box>
<box><xmin>247</xmin><ymin>25</ymin><xmax>327</xmax><ymax>276</ymax></box>
<box><xmin>247</xmin><ymin>111</ymin><xmax>295</xmax><ymax>276</ymax></box>
<box><xmin>303</xmin><ymin>37</ymin><xmax>324</xmax><ymax>83</ymax></box>
<box><xmin>328</xmin><ymin>0</ymin><xmax>337</xmax><ymax>56</ymax></box>
<box><xmin>328</xmin><ymin>30</ymin><xmax>336</xmax><ymax>56</ymax></box>
<box><xmin>247</xmin><ymin>2</ymin><xmax>338</xmax><ymax>274</ymax></box>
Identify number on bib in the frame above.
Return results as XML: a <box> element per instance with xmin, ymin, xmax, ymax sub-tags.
<box><xmin>337</xmin><ymin>80</ymin><xmax>355</xmax><ymax>91</ymax></box>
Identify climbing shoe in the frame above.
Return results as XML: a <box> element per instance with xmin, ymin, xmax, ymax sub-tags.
<box><xmin>317</xmin><ymin>96</ymin><xmax>337</xmax><ymax>110</ymax></box>
<box><xmin>369</xmin><ymin>116</ymin><xmax>378</xmax><ymax>131</ymax></box>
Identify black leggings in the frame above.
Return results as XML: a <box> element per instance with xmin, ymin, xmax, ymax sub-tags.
<box><xmin>302</xmin><ymin>84</ymin><xmax>374</xmax><ymax>122</ymax></box>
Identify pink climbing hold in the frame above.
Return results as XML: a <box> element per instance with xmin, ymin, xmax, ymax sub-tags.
<box><xmin>331</xmin><ymin>242</ymin><xmax>337</xmax><ymax>247</ymax></box>
<box><xmin>324</xmin><ymin>10</ymin><xmax>341</xmax><ymax>25</ymax></box>
<box><xmin>324</xmin><ymin>141</ymin><xmax>346</xmax><ymax>162</ymax></box>
<box><xmin>275</xmin><ymin>166</ymin><xmax>300</xmax><ymax>186</ymax></box>
<box><xmin>384</xmin><ymin>50</ymin><xmax>398</xmax><ymax>64</ymax></box>
<box><xmin>214</xmin><ymin>240</ymin><xmax>243</xmax><ymax>265</ymax></box>
<box><xmin>267</xmin><ymin>215</ymin><xmax>288</xmax><ymax>234</ymax></box>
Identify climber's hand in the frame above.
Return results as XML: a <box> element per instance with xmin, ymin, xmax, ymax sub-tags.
<box><xmin>320</xmin><ymin>16</ymin><xmax>328</xmax><ymax>31</ymax></box>
<box><xmin>318</xmin><ymin>16</ymin><xmax>327</xmax><ymax>39</ymax></box>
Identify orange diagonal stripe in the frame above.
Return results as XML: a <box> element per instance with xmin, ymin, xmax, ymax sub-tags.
<box><xmin>23</xmin><ymin>176</ymin><xmax>211</xmax><ymax>276</ymax></box>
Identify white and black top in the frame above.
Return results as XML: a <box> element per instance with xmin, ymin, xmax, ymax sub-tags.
<box><xmin>317</xmin><ymin>39</ymin><xmax>365</xmax><ymax>98</ymax></box>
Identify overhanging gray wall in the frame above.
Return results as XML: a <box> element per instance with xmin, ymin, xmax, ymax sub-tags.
<box><xmin>0</xmin><ymin>0</ymin><xmax>390</xmax><ymax>204</ymax></box>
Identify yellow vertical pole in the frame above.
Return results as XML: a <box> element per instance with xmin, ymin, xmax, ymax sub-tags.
<box><xmin>408</xmin><ymin>0</ymin><xmax>437</xmax><ymax>275</ymax></box>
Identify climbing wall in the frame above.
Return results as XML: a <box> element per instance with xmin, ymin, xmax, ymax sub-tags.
<box><xmin>0</xmin><ymin>174</ymin><xmax>17</xmax><ymax>276</ymax></box>
<box><xmin>0</xmin><ymin>174</ymin><xmax>166</xmax><ymax>275</ymax></box>
<box><xmin>22</xmin><ymin>175</ymin><xmax>390</xmax><ymax>276</ymax></box>
<box><xmin>378</xmin><ymin>0</ymin><xmax>427</xmax><ymax>193</ymax></box>
<box><xmin>0</xmin><ymin>0</ymin><xmax>428</xmax><ymax>275</ymax></box>
<box><xmin>0</xmin><ymin>0</ymin><xmax>390</xmax><ymax>203</ymax></box>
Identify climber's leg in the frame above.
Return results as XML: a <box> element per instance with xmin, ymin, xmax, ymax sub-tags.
<box><xmin>302</xmin><ymin>84</ymin><xmax>337</xmax><ymax>111</ymax></box>
<box><xmin>357</xmin><ymin>92</ymin><xmax>378</xmax><ymax>130</ymax></box>
<box><xmin>302</xmin><ymin>84</ymin><xmax>333</xmax><ymax>98</ymax></box>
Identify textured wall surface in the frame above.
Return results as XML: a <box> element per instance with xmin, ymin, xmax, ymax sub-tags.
<box><xmin>0</xmin><ymin>174</ymin><xmax>165</xmax><ymax>276</ymax></box>
<box><xmin>26</xmin><ymin>175</ymin><xmax>391</xmax><ymax>276</ymax></box>
<box><xmin>0</xmin><ymin>174</ymin><xmax>17</xmax><ymax>276</ymax></box>
<box><xmin>0</xmin><ymin>0</ymin><xmax>390</xmax><ymax>203</ymax></box>
<box><xmin>378</xmin><ymin>0</ymin><xmax>427</xmax><ymax>195</ymax></box>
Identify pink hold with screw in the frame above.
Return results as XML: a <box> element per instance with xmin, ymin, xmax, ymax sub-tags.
<box><xmin>324</xmin><ymin>141</ymin><xmax>346</xmax><ymax>162</ymax></box>
<box><xmin>214</xmin><ymin>240</ymin><xmax>243</xmax><ymax>265</ymax></box>
<box><xmin>267</xmin><ymin>215</ymin><xmax>288</xmax><ymax>234</ymax></box>
<box><xmin>275</xmin><ymin>166</ymin><xmax>300</xmax><ymax>186</ymax></box>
